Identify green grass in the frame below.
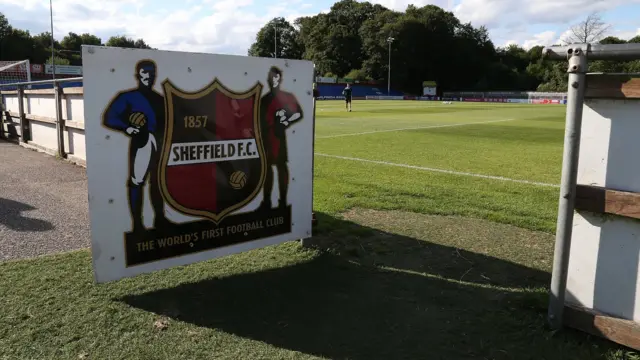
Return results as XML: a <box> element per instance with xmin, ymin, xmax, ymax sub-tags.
<box><xmin>2</xmin><ymin>100</ymin><xmax>637</xmax><ymax>359</ymax></box>
<box><xmin>315</xmin><ymin>101</ymin><xmax>564</xmax><ymax>232</ymax></box>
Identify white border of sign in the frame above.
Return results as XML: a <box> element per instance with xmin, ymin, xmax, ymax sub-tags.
<box><xmin>82</xmin><ymin>46</ymin><xmax>315</xmax><ymax>283</ymax></box>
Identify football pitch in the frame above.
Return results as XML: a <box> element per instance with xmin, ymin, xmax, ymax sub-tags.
<box><xmin>2</xmin><ymin>100</ymin><xmax>639</xmax><ymax>360</ymax></box>
<box><xmin>314</xmin><ymin>100</ymin><xmax>564</xmax><ymax>233</ymax></box>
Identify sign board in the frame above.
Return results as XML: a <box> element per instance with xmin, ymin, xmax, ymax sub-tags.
<box><xmin>316</xmin><ymin>76</ymin><xmax>336</xmax><ymax>83</ymax></box>
<box><xmin>564</xmin><ymin>75</ymin><xmax>640</xmax><ymax>332</ymax></box>
<box><xmin>422</xmin><ymin>80</ymin><xmax>436</xmax><ymax>96</ymax></box>
<box><xmin>45</xmin><ymin>64</ymin><xmax>83</xmax><ymax>75</ymax></box>
<box><xmin>567</xmin><ymin>95</ymin><xmax>640</xmax><ymax>322</ymax></box>
<box><xmin>318</xmin><ymin>95</ymin><xmax>345</xmax><ymax>100</ymax></box>
<box><xmin>82</xmin><ymin>45</ymin><xmax>315</xmax><ymax>283</ymax></box>
<box><xmin>422</xmin><ymin>87</ymin><xmax>436</xmax><ymax>96</ymax></box>
<box><xmin>365</xmin><ymin>95</ymin><xmax>404</xmax><ymax>100</ymax></box>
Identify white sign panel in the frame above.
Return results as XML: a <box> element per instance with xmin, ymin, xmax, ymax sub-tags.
<box><xmin>82</xmin><ymin>45</ymin><xmax>315</xmax><ymax>283</ymax></box>
<box><xmin>45</xmin><ymin>64</ymin><xmax>83</xmax><ymax>75</ymax></box>
<box><xmin>316</xmin><ymin>76</ymin><xmax>336</xmax><ymax>83</ymax></box>
<box><xmin>567</xmin><ymin>98</ymin><xmax>640</xmax><ymax>322</ymax></box>
<box><xmin>422</xmin><ymin>87</ymin><xmax>436</xmax><ymax>96</ymax></box>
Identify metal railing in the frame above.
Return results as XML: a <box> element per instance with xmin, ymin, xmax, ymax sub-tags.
<box><xmin>0</xmin><ymin>77</ymin><xmax>84</xmax><ymax>158</ymax></box>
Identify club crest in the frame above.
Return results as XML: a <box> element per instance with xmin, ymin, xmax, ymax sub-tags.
<box><xmin>159</xmin><ymin>78</ymin><xmax>266</xmax><ymax>223</ymax></box>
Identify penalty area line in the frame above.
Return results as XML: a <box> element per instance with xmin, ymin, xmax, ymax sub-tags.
<box><xmin>315</xmin><ymin>153</ymin><xmax>559</xmax><ymax>188</ymax></box>
<box><xmin>316</xmin><ymin>118</ymin><xmax>516</xmax><ymax>139</ymax></box>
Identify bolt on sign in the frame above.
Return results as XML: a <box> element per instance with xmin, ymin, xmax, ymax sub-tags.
<box><xmin>82</xmin><ymin>46</ymin><xmax>315</xmax><ymax>283</ymax></box>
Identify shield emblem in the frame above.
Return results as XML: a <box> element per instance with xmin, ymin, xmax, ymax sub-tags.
<box><xmin>159</xmin><ymin>78</ymin><xmax>266</xmax><ymax>223</ymax></box>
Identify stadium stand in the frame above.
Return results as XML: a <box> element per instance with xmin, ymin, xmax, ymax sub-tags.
<box><xmin>317</xmin><ymin>83</ymin><xmax>404</xmax><ymax>99</ymax></box>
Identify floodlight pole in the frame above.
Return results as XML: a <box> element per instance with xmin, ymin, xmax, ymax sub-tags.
<box><xmin>49</xmin><ymin>0</ymin><xmax>56</xmax><ymax>82</ymax></box>
<box><xmin>387</xmin><ymin>37</ymin><xmax>394</xmax><ymax>95</ymax></box>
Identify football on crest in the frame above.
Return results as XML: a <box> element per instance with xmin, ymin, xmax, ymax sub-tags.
<box><xmin>229</xmin><ymin>170</ymin><xmax>247</xmax><ymax>190</ymax></box>
<box><xmin>128</xmin><ymin>112</ymin><xmax>147</xmax><ymax>127</ymax></box>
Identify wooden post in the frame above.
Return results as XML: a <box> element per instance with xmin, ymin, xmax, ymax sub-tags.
<box><xmin>54</xmin><ymin>83</ymin><xmax>66</xmax><ymax>158</ymax></box>
<box><xmin>301</xmin><ymin>84</ymin><xmax>319</xmax><ymax>247</ymax></box>
<box><xmin>17</xmin><ymin>86</ymin><xmax>28</xmax><ymax>142</ymax></box>
<box><xmin>0</xmin><ymin>92</ymin><xmax>5</xmax><ymax>139</ymax></box>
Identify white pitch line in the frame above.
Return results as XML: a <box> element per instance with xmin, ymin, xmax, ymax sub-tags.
<box><xmin>315</xmin><ymin>153</ymin><xmax>559</xmax><ymax>188</ymax></box>
<box><xmin>317</xmin><ymin>118</ymin><xmax>516</xmax><ymax>139</ymax></box>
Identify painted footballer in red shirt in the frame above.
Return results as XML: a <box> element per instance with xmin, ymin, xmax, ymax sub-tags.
<box><xmin>259</xmin><ymin>66</ymin><xmax>303</xmax><ymax>210</ymax></box>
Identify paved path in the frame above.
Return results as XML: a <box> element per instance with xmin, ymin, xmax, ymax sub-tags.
<box><xmin>0</xmin><ymin>141</ymin><xmax>89</xmax><ymax>261</ymax></box>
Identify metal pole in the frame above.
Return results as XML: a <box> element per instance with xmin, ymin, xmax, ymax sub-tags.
<box><xmin>49</xmin><ymin>0</ymin><xmax>56</xmax><ymax>82</ymax></box>
<box><xmin>301</xmin><ymin>68</ymin><xmax>317</xmax><ymax>247</ymax></box>
<box><xmin>387</xmin><ymin>37</ymin><xmax>393</xmax><ymax>95</ymax></box>
<box><xmin>547</xmin><ymin>44</ymin><xmax>589</xmax><ymax>330</ymax></box>
<box><xmin>274</xmin><ymin>23</ymin><xmax>277</xmax><ymax>59</ymax></box>
<box><xmin>544</xmin><ymin>43</ymin><xmax>640</xmax><ymax>61</ymax></box>
<box><xmin>54</xmin><ymin>83</ymin><xmax>65</xmax><ymax>158</ymax></box>
<box><xmin>17</xmin><ymin>85</ymin><xmax>27</xmax><ymax>143</ymax></box>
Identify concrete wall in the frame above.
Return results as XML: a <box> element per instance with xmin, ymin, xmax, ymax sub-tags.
<box><xmin>1</xmin><ymin>87</ymin><xmax>86</xmax><ymax>165</ymax></box>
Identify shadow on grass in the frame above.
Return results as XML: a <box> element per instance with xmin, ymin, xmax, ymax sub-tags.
<box><xmin>120</xmin><ymin>213</ymin><xmax>609</xmax><ymax>360</ymax></box>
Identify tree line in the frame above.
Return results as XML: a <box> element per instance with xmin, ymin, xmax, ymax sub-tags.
<box><xmin>248</xmin><ymin>0</ymin><xmax>640</xmax><ymax>94</ymax></box>
<box><xmin>0</xmin><ymin>12</ymin><xmax>153</xmax><ymax>66</ymax></box>
<box><xmin>3</xmin><ymin>4</ymin><xmax>639</xmax><ymax>93</ymax></box>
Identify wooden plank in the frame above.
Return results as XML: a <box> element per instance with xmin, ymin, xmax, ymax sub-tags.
<box><xmin>586</xmin><ymin>75</ymin><xmax>640</xmax><ymax>99</ymax></box>
<box><xmin>61</xmin><ymin>87</ymin><xmax>83</xmax><ymax>95</ymax></box>
<box><xmin>23</xmin><ymin>87</ymin><xmax>84</xmax><ymax>95</ymax></box>
<box><xmin>564</xmin><ymin>304</ymin><xmax>640</xmax><ymax>350</ymax></box>
<box><xmin>575</xmin><ymin>184</ymin><xmax>640</xmax><ymax>220</ymax></box>
<box><xmin>3</xmin><ymin>87</ymin><xmax>82</xmax><ymax>96</ymax></box>
<box><xmin>65</xmin><ymin>120</ymin><xmax>84</xmax><ymax>130</ymax></box>
<box><xmin>25</xmin><ymin>113</ymin><xmax>56</xmax><ymax>125</ymax></box>
<box><xmin>23</xmin><ymin>88</ymin><xmax>55</xmax><ymax>95</ymax></box>
<box><xmin>9</xmin><ymin>111</ymin><xmax>85</xmax><ymax>130</ymax></box>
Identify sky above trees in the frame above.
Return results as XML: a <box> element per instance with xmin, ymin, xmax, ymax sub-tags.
<box><xmin>2</xmin><ymin>1</ymin><xmax>640</xmax><ymax>94</ymax></box>
<box><xmin>1</xmin><ymin>0</ymin><xmax>639</xmax><ymax>55</ymax></box>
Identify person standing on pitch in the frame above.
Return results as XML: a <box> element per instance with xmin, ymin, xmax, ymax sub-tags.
<box><xmin>342</xmin><ymin>83</ymin><xmax>352</xmax><ymax>112</ymax></box>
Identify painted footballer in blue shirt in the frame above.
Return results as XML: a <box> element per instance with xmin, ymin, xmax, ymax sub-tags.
<box><xmin>103</xmin><ymin>60</ymin><xmax>170</xmax><ymax>233</ymax></box>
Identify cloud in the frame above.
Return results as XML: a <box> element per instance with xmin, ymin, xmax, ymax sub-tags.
<box><xmin>2</xmin><ymin>0</ymin><xmax>640</xmax><ymax>57</ymax></box>
<box><xmin>454</xmin><ymin>0</ymin><xmax>640</xmax><ymax>28</ymax></box>
<box><xmin>522</xmin><ymin>30</ymin><xmax>557</xmax><ymax>49</ymax></box>
<box><xmin>611</xmin><ymin>28</ymin><xmax>640</xmax><ymax>41</ymax></box>
<box><xmin>0</xmin><ymin>0</ymin><xmax>309</xmax><ymax>55</ymax></box>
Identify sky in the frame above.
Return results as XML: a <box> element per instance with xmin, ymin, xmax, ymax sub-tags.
<box><xmin>1</xmin><ymin>0</ymin><xmax>640</xmax><ymax>56</ymax></box>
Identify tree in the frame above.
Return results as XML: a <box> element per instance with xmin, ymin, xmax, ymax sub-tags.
<box><xmin>0</xmin><ymin>14</ymin><xmax>153</xmax><ymax>66</ymax></box>
<box><xmin>30</xmin><ymin>32</ymin><xmax>58</xmax><ymax>63</ymax></box>
<box><xmin>0</xmin><ymin>12</ymin><xmax>13</xmax><ymax>60</ymax></box>
<box><xmin>562</xmin><ymin>12</ymin><xmax>611</xmax><ymax>44</ymax></box>
<box><xmin>248</xmin><ymin>17</ymin><xmax>303</xmax><ymax>59</ymax></box>
<box><xmin>46</xmin><ymin>56</ymin><xmax>70</xmax><ymax>65</ymax></box>
<box><xmin>106</xmin><ymin>35</ymin><xmax>152</xmax><ymax>49</ymax></box>
<box><xmin>344</xmin><ymin>68</ymin><xmax>370</xmax><ymax>81</ymax></box>
<box><xmin>628</xmin><ymin>35</ymin><xmax>640</xmax><ymax>43</ymax></box>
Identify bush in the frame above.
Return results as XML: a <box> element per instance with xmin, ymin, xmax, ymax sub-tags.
<box><xmin>344</xmin><ymin>69</ymin><xmax>371</xmax><ymax>81</ymax></box>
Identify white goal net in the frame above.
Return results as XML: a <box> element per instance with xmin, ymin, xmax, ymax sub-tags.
<box><xmin>0</xmin><ymin>60</ymin><xmax>31</xmax><ymax>89</ymax></box>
